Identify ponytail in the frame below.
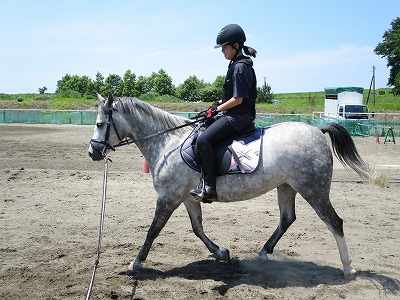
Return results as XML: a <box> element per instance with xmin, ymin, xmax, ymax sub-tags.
<box><xmin>243</xmin><ymin>45</ymin><xmax>257</xmax><ymax>58</ymax></box>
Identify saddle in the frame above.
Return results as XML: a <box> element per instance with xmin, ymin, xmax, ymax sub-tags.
<box><xmin>180</xmin><ymin>123</ymin><xmax>265</xmax><ymax>176</ymax></box>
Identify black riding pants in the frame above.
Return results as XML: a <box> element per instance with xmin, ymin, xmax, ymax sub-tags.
<box><xmin>196</xmin><ymin>116</ymin><xmax>238</xmax><ymax>186</ymax></box>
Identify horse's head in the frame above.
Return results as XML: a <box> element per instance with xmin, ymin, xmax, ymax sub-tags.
<box><xmin>88</xmin><ymin>93</ymin><xmax>127</xmax><ymax>161</ymax></box>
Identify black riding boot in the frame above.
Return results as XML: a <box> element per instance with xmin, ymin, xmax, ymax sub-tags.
<box><xmin>190</xmin><ymin>172</ymin><xmax>218</xmax><ymax>203</ymax></box>
<box><xmin>189</xmin><ymin>140</ymin><xmax>218</xmax><ymax>202</ymax></box>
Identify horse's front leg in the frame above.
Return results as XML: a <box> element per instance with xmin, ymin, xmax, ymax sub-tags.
<box><xmin>129</xmin><ymin>195</ymin><xmax>179</xmax><ymax>272</ymax></box>
<box><xmin>183</xmin><ymin>200</ymin><xmax>230</xmax><ymax>263</ymax></box>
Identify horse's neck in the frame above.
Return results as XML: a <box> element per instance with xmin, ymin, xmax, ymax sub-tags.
<box><xmin>128</xmin><ymin>107</ymin><xmax>187</xmax><ymax>162</ymax></box>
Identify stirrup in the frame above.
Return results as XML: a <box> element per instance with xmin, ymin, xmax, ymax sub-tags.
<box><xmin>190</xmin><ymin>181</ymin><xmax>217</xmax><ymax>203</ymax></box>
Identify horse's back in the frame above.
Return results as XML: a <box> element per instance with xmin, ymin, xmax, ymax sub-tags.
<box><xmin>262</xmin><ymin>122</ymin><xmax>329</xmax><ymax>158</ymax></box>
<box><xmin>261</xmin><ymin>122</ymin><xmax>333</xmax><ymax>196</ymax></box>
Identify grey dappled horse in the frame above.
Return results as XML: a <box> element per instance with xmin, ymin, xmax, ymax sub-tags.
<box><xmin>88</xmin><ymin>94</ymin><xmax>372</xmax><ymax>280</ymax></box>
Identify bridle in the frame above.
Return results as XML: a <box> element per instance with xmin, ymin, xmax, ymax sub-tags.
<box><xmin>89</xmin><ymin>108</ymin><xmax>125</xmax><ymax>157</ymax></box>
<box><xmin>90</xmin><ymin>107</ymin><xmax>207</xmax><ymax>158</ymax></box>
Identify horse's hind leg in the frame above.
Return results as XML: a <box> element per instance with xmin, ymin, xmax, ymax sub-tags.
<box><xmin>258</xmin><ymin>184</ymin><xmax>297</xmax><ymax>260</ymax></box>
<box><xmin>183</xmin><ymin>200</ymin><xmax>230</xmax><ymax>263</ymax></box>
<box><xmin>307</xmin><ymin>195</ymin><xmax>356</xmax><ymax>280</ymax></box>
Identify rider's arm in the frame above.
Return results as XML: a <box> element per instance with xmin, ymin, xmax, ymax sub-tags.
<box><xmin>217</xmin><ymin>97</ymin><xmax>243</xmax><ymax>111</ymax></box>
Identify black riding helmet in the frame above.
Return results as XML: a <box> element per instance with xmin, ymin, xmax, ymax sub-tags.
<box><xmin>214</xmin><ymin>24</ymin><xmax>246</xmax><ymax>48</ymax></box>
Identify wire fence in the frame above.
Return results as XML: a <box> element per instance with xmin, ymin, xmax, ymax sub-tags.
<box><xmin>0</xmin><ymin>109</ymin><xmax>96</xmax><ymax>125</ymax></box>
<box><xmin>1</xmin><ymin>109</ymin><xmax>399</xmax><ymax>136</ymax></box>
<box><xmin>310</xmin><ymin>118</ymin><xmax>400</xmax><ymax>137</ymax></box>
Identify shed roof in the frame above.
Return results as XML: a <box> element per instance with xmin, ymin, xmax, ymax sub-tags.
<box><xmin>324</xmin><ymin>87</ymin><xmax>363</xmax><ymax>95</ymax></box>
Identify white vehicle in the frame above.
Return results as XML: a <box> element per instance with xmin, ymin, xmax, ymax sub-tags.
<box><xmin>323</xmin><ymin>87</ymin><xmax>369</xmax><ymax>120</ymax></box>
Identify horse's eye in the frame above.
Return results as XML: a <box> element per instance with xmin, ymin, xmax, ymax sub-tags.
<box><xmin>96</xmin><ymin>122</ymin><xmax>103</xmax><ymax>128</ymax></box>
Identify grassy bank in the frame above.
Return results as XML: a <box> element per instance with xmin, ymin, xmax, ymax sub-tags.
<box><xmin>0</xmin><ymin>88</ymin><xmax>398</xmax><ymax>113</ymax></box>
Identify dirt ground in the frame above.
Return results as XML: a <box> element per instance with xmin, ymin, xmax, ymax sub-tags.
<box><xmin>0</xmin><ymin>123</ymin><xmax>399</xmax><ymax>300</ymax></box>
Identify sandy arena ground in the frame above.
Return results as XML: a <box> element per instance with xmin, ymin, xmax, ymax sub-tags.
<box><xmin>0</xmin><ymin>123</ymin><xmax>399</xmax><ymax>300</ymax></box>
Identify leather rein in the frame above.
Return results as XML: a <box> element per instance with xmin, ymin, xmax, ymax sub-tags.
<box><xmin>90</xmin><ymin>108</ymin><xmax>206</xmax><ymax>158</ymax></box>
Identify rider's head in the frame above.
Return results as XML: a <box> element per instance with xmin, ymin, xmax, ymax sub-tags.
<box><xmin>214</xmin><ymin>24</ymin><xmax>257</xmax><ymax>61</ymax></box>
<box><xmin>214</xmin><ymin>24</ymin><xmax>246</xmax><ymax>49</ymax></box>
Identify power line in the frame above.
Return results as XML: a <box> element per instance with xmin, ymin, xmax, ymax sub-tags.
<box><xmin>267</xmin><ymin>69</ymin><xmax>372</xmax><ymax>81</ymax></box>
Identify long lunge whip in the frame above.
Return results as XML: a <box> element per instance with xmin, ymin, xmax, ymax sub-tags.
<box><xmin>85</xmin><ymin>156</ymin><xmax>111</xmax><ymax>300</ymax></box>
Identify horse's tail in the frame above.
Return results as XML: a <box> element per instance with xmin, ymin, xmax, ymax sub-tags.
<box><xmin>319</xmin><ymin>123</ymin><xmax>371</xmax><ymax>181</ymax></box>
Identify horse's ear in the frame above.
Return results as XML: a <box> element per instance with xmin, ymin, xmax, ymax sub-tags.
<box><xmin>96</xmin><ymin>92</ymin><xmax>105</xmax><ymax>102</ymax></box>
<box><xmin>106</xmin><ymin>93</ymin><xmax>115</xmax><ymax>108</ymax></box>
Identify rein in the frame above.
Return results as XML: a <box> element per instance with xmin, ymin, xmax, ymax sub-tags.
<box><xmin>115</xmin><ymin>116</ymin><xmax>206</xmax><ymax>147</ymax></box>
<box><xmin>90</xmin><ymin>108</ymin><xmax>207</xmax><ymax>156</ymax></box>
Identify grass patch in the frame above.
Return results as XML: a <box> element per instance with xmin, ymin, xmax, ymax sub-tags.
<box><xmin>0</xmin><ymin>88</ymin><xmax>398</xmax><ymax>113</ymax></box>
<box><xmin>261</xmin><ymin>88</ymin><xmax>400</xmax><ymax>114</ymax></box>
<box><xmin>49</xmin><ymin>97</ymin><xmax>98</xmax><ymax>110</ymax></box>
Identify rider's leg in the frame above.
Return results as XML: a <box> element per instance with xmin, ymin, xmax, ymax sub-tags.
<box><xmin>190</xmin><ymin>139</ymin><xmax>218</xmax><ymax>201</ymax></box>
<box><xmin>190</xmin><ymin>116</ymin><xmax>237</xmax><ymax>201</ymax></box>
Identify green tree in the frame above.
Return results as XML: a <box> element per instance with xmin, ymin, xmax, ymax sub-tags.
<box><xmin>38</xmin><ymin>86</ymin><xmax>47</xmax><ymax>94</ymax></box>
<box><xmin>93</xmin><ymin>71</ymin><xmax>105</xmax><ymax>95</ymax></box>
<box><xmin>80</xmin><ymin>75</ymin><xmax>94</xmax><ymax>96</ymax></box>
<box><xmin>198</xmin><ymin>75</ymin><xmax>225</xmax><ymax>102</ymax></box>
<box><xmin>136</xmin><ymin>75</ymin><xmax>153</xmax><ymax>95</ymax></box>
<box><xmin>55</xmin><ymin>74</ymin><xmax>94</xmax><ymax>96</ymax></box>
<box><xmin>198</xmin><ymin>84</ymin><xmax>220</xmax><ymax>103</ymax></box>
<box><xmin>374</xmin><ymin>17</ymin><xmax>400</xmax><ymax>95</ymax></box>
<box><xmin>176</xmin><ymin>75</ymin><xmax>205</xmax><ymax>102</ymax></box>
<box><xmin>122</xmin><ymin>70</ymin><xmax>138</xmax><ymax>96</ymax></box>
<box><xmin>66</xmin><ymin>75</ymin><xmax>81</xmax><ymax>93</ymax></box>
<box><xmin>212</xmin><ymin>75</ymin><xmax>225</xmax><ymax>93</ymax></box>
<box><xmin>256</xmin><ymin>82</ymin><xmax>274</xmax><ymax>103</ymax></box>
<box><xmin>56</xmin><ymin>74</ymin><xmax>72</xmax><ymax>93</ymax></box>
<box><xmin>56</xmin><ymin>74</ymin><xmax>83</xmax><ymax>96</ymax></box>
<box><xmin>104</xmin><ymin>74</ymin><xmax>123</xmax><ymax>96</ymax></box>
<box><xmin>152</xmin><ymin>69</ymin><xmax>175</xmax><ymax>95</ymax></box>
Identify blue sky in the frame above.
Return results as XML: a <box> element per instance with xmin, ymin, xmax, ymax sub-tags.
<box><xmin>0</xmin><ymin>0</ymin><xmax>398</xmax><ymax>94</ymax></box>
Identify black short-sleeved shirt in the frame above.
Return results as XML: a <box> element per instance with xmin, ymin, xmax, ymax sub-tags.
<box><xmin>222</xmin><ymin>56</ymin><xmax>257</xmax><ymax>131</ymax></box>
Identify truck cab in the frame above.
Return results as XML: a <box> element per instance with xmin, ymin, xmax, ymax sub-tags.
<box><xmin>338</xmin><ymin>104</ymin><xmax>369</xmax><ymax>119</ymax></box>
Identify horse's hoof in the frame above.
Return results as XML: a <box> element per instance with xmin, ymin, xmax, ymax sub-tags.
<box><xmin>344</xmin><ymin>267</ymin><xmax>357</xmax><ymax>280</ymax></box>
<box><xmin>129</xmin><ymin>260</ymin><xmax>142</xmax><ymax>273</ymax></box>
<box><xmin>257</xmin><ymin>251</ymin><xmax>268</xmax><ymax>262</ymax></box>
<box><xmin>212</xmin><ymin>247</ymin><xmax>230</xmax><ymax>263</ymax></box>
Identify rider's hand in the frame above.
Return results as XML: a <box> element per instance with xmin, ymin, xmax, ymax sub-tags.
<box><xmin>206</xmin><ymin>105</ymin><xmax>218</xmax><ymax>119</ymax></box>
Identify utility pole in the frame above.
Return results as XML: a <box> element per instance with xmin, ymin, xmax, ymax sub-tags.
<box><xmin>366</xmin><ymin>65</ymin><xmax>376</xmax><ymax>106</ymax></box>
<box><xmin>372</xmin><ymin>65</ymin><xmax>376</xmax><ymax>106</ymax></box>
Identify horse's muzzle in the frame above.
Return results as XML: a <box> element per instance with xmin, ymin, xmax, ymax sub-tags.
<box><xmin>88</xmin><ymin>150</ymin><xmax>102</xmax><ymax>161</ymax></box>
<box><xmin>88</xmin><ymin>140</ymin><xmax>108</xmax><ymax>161</ymax></box>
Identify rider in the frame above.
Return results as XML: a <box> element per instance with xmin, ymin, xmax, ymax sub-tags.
<box><xmin>190</xmin><ymin>24</ymin><xmax>257</xmax><ymax>202</ymax></box>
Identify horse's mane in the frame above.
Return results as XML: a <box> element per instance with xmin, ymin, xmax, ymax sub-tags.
<box><xmin>114</xmin><ymin>97</ymin><xmax>189</xmax><ymax>130</ymax></box>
